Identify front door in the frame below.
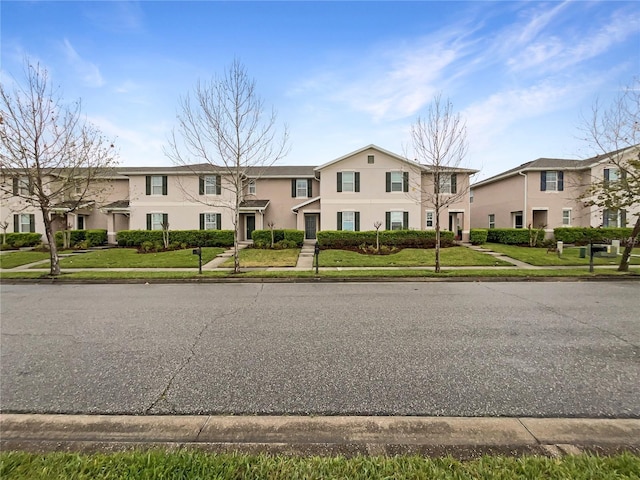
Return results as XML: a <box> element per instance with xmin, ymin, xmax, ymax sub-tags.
<box><xmin>305</xmin><ymin>214</ymin><xmax>317</xmax><ymax>240</ymax></box>
<box><xmin>246</xmin><ymin>215</ymin><xmax>256</xmax><ymax>241</ymax></box>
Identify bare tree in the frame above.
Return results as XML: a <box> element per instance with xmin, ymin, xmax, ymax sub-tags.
<box><xmin>0</xmin><ymin>62</ymin><xmax>117</xmax><ymax>275</ymax></box>
<box><xmin>579</xmin><ymin>78</ymin><xmax>640</xmax><ymax>272</ymax></box>
<box><xmin>373</xmin><ymin>220</ymin><xmax>382</xmax><ymax>253</ymax></box>
<box><xmin>166</xmin><ymin>59</ymin><xmax>289</xmax><ymax>273</ymax></box>
<box><xmin>408</xmin><ymin>94</ymin><xmax>470</xmax><ymax>273</ymax></box>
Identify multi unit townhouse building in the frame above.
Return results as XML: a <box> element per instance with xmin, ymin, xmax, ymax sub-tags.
<box><xmin>1</xmin><ymin>144</ymin><xmax>477</xmax><ymax>243</ymax></box>
<box><xmin>470</xmin><ymin>145</ymin><xmax>639</xmax><ymax>235</ymax></box>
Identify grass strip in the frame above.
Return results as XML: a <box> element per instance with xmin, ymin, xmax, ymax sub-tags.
<box><xmin>220</xmin><ymin>248</ymin><xmax>301</xmax><ymax>267</ymax></box>
<box><xmin>1</xmin><ymin>268</ymin><xmax>637</xmax><ymax>281</ymax></box>
<box><xmin>319</xmin><ymin>247</ymin><xmax>513</xmax><ymax>267</ymax></box>
<box><xmin>51</xmin><ymin>248</ymin><xmax>225</xmax><ymax>269</ymax></box>
<box><xmin>0</xmin><ymin>251</ymin><xmax>51</xmax><ymax>269</ymax></box>
<box><xmin>1</xmin><ymin>451</ymin><xmax>639</xmax><ymax>480</ymax></box>
<box><xmin>483</xmin><ymin>243</ymin><xmax>640</xmax><ymax>267</ymax></box>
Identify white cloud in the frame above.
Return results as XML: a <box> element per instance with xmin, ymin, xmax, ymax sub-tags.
<box><xmin>62</xmin><ymin>38</ymin><xmax>105</xmax><ymax>88</ymax></box>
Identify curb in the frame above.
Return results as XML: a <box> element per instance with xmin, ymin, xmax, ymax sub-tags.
<box><xmin>2</xmin><ymin>414</ymin><xmax>639</xmax><ymax>457</ymax></box>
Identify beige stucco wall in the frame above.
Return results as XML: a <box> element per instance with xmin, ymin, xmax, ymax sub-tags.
<box><xmin>587</xmin><ymin>156</ymin><xmax>640</xmax><ymax>227</ymax></box>
<box><xmin>127</xmin><ymin>174</ymin><xmax>236</xmax><ymax>230</ymax></box>
<box><xmin>318</xmin><ymin>147</ymin><xmax>424</xmax><ymax>231</ymax></box>
<box><xmin>244</xmin><ymin>177</ymin><xmax>320</xmax><ymax>230</ymax></box>
<box><xmin>420</xmin><ymin>172</ymin><xmax>472</xmax><ymax>237</ymax></box>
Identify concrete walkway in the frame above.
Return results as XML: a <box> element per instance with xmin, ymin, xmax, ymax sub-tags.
<box><xmin>1</xmin><ymin>414</ymin><xmax>638</xmax><ymax>457</ymax></box>
<box><xmin>295</xmin><ymin>240</ymin><xmax>316</xmax><ymax>269</ymax></box>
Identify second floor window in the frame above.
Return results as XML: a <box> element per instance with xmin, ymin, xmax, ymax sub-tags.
<box><xmin>146</xmin><ymin>175</ymin><xmax>168</xmax><ymax>196</ymax></box>
<box><xmin>337</xmin><ymin>171</ymin><xmax>360</xmax><ymax>192</ymax></box>
<box><xmin>540</xmin><ymin>171</ymin><xmax>564</xmax><ymax>191</ymax></box>
<box><xmin>12</xmin><ymin>176</ymin><xmax>32</xmax><ymax>196</ymax></box>
<box><xmin>199</xmin><ymin>175</ymin><xmax>221</xmax><ymax>195</ymax></box>
<box><xmin>248</xmin><ymin>180</ymin><xmax>256</xmax><ymax>195</ymax></box>
<box><xmin>386</xmin><ymin>171</ymin><xmax>409</xmax><ymax>192</ymax></box>
<box><xmin>604</xmin><ymin>167</ymin><xmax>623</xmax><ymax>184</ymax></box>
<box><xmin>291</xmin><ymin>178</ymin><xmax>312</xmax><ymax>198</ymax></box>
<box><xmin>436</xmin><ymin>173</ymin><xmax>457</xmax><ymax>194</ymax></box>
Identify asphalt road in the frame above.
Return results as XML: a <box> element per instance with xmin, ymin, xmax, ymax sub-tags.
<box><xmin>1</xmin><ymin>282</ymin><xmax>638</xmax><ymax>417</ymax></box>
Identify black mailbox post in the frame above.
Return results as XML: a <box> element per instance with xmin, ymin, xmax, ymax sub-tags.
<box><xmin>314</xmin><ymin>242</ymin><xmax>320</xmax><ymax>274</ymax></box>
<box><xmin>589</xmin><ymin>243</ymin><xmax>608</xmax><ymax>273</ymax></box>
<box><xmin>193</xmin><ymin>247</ymin><xmax>202</xmax><ymax>274</ymax></box>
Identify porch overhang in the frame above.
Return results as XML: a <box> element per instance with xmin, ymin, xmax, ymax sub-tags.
<box><xmin>101</xmin><ymin>200</ymin><xmax>130</xmax><ymax>213</ymax></box>
<box><xmin>292</xmin><ymin>196</ymin><xmax>321</xmax><ymax>213</ymax></box>
<box><xmin>239</xmin><ymin>199</ymin><xmax>270</xmax><ymax>212</ymax></box>
<box><xmin>50</xmin><ymin>200</ymin><xmax>95</xmax><ymax>213</ymax></box>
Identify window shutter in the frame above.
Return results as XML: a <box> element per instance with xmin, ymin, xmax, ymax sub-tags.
<box><xmin>162</xmin><ymin>176</ymin><xmax>168</xmax><ymax>195</ymax></box>
<box><xmin>12</xmin><ymin>178</ymin><xmax>18</xmax><ymax>195</ymax></box>
<box><xmin>355</xmin><ymin>212</ymin><xmax>360</xmax><ymax>232</ymax></box>
<box><xmin>215</xmin><ymin>175</ymin><xmax>221</xmax><ymax>194</ymax></box>
<box><xmin>451</xmin><ymin>174</ymin><xmax>457</xmax><ymax>194</ymax></box>
<box><xmin>146</xmin><ymin>176</ymin><xmax>151</xmax><ymax>195</ymax></box>
<box><xmin>162</xmin><ymin>213</ymin><xmax>168</xmax><ymax>226</ymax></box>
<box><xmin>29</xmin><ymin>214</ymin><xmax>35</xmax><ymax>233</ymax></box>
<box><xmin>200</xmin><ymin>213</ymin><xmax>205</xmax><ymax>230</ymax></box>
<box><xmin>199</xmin><ymin>177</ymin><xmax>204</xmax><ymax>195</ymax></box>
<box><xmin>355</xmin><ymin>172</ymin><xmax>360</xmax><ymax>192</ymax></box>
<box><xmin>385</xmin><ymin>212</ymin><xmax>391</xmax><ymax>230</ymax></box>
<box><xmin>337</xmin><ymin>172</ymin><xmax>342</xmax><ymax>192</ymax></box>
<box><xmin>216</xmin><ymin>213</ymin><xmax>222</xmax><ymax>229</ymax></box>
<box><xmin>337</xmin><ymin>212</ymin><xmax>342</xmax><ymax>230</ymax></box>
<box><xmin>146</xmin><ymin>214</ymin><xmax>151</xmax><ymax>230</ymax></box>
<box><xmin>386</xmin><ymin>172</ymin><xmax>391</xmax><ymax>192</ymax></box>
<box><xmin>403</xmin><ymin>172</ymin><xmax>409</xmax><ymax>192</ymax></box>
<box><xmin>621</xmin><ymin>210</ymin><xmax>627</xmax><ymax>228</ymax></box>
<box><xmin>557</xmin><ymin>171</ymin><xmax>564</xmax><ymax>191</ymax></box>
<box><xmin>604</xmin><ymin>169</ymin><xmax>610</xmax><ymax>183</ymax></box>
<box><xmin>403</xmin><ymin>212</ymin><xmax>409</xmax><ymax>229</ymax></box>
<box><xmin>14</xmin><ymin>214</ymin><xmax>19</xmax><ymax>232</ymax></box>
<box><xmin>621</xmin><ymin>169</ymin><xmax>627</xmax><ymax>180</ymax></box>
<box><xmin>307</xmin><ymin>179</ymin><xmax>312</xmax><ymax>197</ymax></box>
<box><xmin>540</xmin><ymin>171</ymin><xmax>547</xmax><ymax>191</ymax></box>
<box><xmin>291</xmin><ymin>179</ymin><xmax>296</xmax><ymax>197</ymax></box>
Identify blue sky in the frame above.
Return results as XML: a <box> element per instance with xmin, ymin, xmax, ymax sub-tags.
<box><xmin>2</xmin><ymin>1</ymin><xmax>639</xmax><ymax>180</ymax></box>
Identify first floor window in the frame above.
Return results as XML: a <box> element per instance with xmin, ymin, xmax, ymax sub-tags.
<box><xmin>337</xmin><ymin>211</ymin><xmax>359</xmax><ymax>231</ymax></box>
<box><xmin>603</xmin><ymin>209</ymin><xmax>626</xmax><ymax>228</ymax></box>
<box><xmin>386</xmin><ymin>211</ymin><xmax>408</xmax><ymax>230</ymax></box>
<box><xmin>200</xmin><ymin>213</ymin><xmax>221</xmax><ymax>230</ymax></box>
<box><xmin>147</xmin><ymin>213</ymin><xmax>167</xmax><ymax>230</ymax></box>
<box><xmin>14</xmin><ymin>214</ymin><xmax>35</xmax><ymax>233</ymax></box>
<box><xmin>513</xmin><ymin>211</ymin><xmax>523</xmax><ymax>229</ymax></box>
<box><xmin>488</xmin><ymin>214</ymin><xmax>495</xmax><ymax>229</ymax></box>
<box><xmin>77</xmin><ymin>215</ymin><xmax>86</xmax><ymax>230</ymax></box>
<box><xmin>426</xmin><ymin>211</ymin><xmax>434</xmax><ymax>228</ymax></box>
<box><xmin>562</xmin><ymin>209</ymin><xmax>571</xmax><ymax>226</ymax></box>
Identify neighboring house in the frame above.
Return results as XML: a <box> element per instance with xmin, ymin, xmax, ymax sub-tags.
<box><xmin>1</xmin><ymin>144</ymin><xmax>477</xmax><ymax>243</ymax></box>
<box><xmin>470</xmin><ymin>146</ymin><xmax>639</xmax><ymax>234</ymax></box>
<box><xmin>316</xmin><ymin>145</ymin><xmax>476</xmax><ymax>240</ymax></box>
<box><xmin>0</xmin><ymin>169</ymin><xmax>128</xmax><ymax>243</ymax></box>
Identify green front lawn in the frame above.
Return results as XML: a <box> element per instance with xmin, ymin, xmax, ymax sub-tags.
<box><xmin>0</xmin><ymin>251</ymin><xmax>50</xmax><ymax>269</ymax></box>
<box><xmin>220</xmin><ymin>247</ymin><xmax>301</xmax><ymax>267</ymax></box>
<box><xmin>49</xmin><ymin>247</ymin><xmax>225</xmax><ymax>269</ymax></box>
<box><xmin>484</xmin><ymin>243</ymin><xmax>640</xmax><ymax>267</ymax></box>
<box><xmin>1</xmin><ymin>451</ymin><xmax>639</xmax><ymax>480</ymax></box>
<box><xmin>318</xmin><ymin>247</ymin><xmax>512</xmax><ymax>267</ymax></box>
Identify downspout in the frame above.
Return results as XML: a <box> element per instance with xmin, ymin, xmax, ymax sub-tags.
<box><xmin>518</xmin><ymin>171</ymin><xmax>527</xmax><ymax>227</ymax></box>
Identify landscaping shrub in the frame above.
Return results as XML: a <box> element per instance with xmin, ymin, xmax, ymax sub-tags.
<box><xmin>316</xmin><ymin>230</ymin><xmax>455</xmax><ymax>249</ymax></box>
<box><xmin>3</xmin><ymin>233</ymin><xmax>42</xmax><ymax>248</ymax></box>
<box><xmin>486</xmin><ymin>228</ymin><xmax>540</xmax><ymax>245</ymax></box>
<box><xmin>54</xmin><ymin>229</ymin><xmax>107</xmax><ymax>248</ymax></box>
<box><xmin>251</xmin><ymin>229</ymin><xmax>304</xmax><ymax>248</ymax></box>
<box><xmin>553</xmin><ymin>227</ymin><xmax>635</xmax><ymax>245</ymax></box>
<box><xmin>116</xmin><ymin>230</ymin><xmax>234</xmax><ymax>248</ymax></box>
<box><xmin>469</xmin><ymin>229</ymin><xmax>488</xmax><ymax>245</ymax></box>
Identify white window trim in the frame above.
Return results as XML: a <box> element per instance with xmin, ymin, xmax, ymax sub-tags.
<box><xmin>18</xmin><ymin>176</ymin><xmax>30</xmax><ymax>196</ymax></box>
<box><xmin>204</xmin><ymin>176</ymin><xmax>218</xmax><ymax>195</ymax></box>
<box><xmin>545</xmin><ymin>171</ymin><xmax>559</xmax><ymax>192</ymax></box>
<box><xmin>150</xmin><ymin>213</ymin><xmax>164</xmax><ymax>231</ymax></box>
<box><xmin>390</xmin><ymin>171</ymin><xmax>403</xmax><ymax>192</ymax></box>
<box><xmin>390</xmin><ymin>211</ymin><xmax>404</xmax><ymax>231</ymax></box>
<box><xmin>19</xmin><ymin>214</ymin><xmax>32</xmax><ymax>233</ymax></box>
<box><xmin>439</xmin><ymin>174</ymin><xmax>453</xmax><ymax>194</ymax></box>
<box><xmin>488</xmin><ymin>214</ymin><xmax>495</xmax><ymax>229</ymax></box>
<box><xmin>341</xmin><ymin>171</ymin><xmax>355</xmax><ymax>193</ymax></box>
<box><xmin>425</xmin><ymin>210</ymin><xmax>434</xmax><ymax>229</ymax></box>
<box><xmin>562</xmin><ymin>208</ymin><xmax>572</xmax><ymax>226</ymax></box>
<box><xmin>296</xmin><ymin>179</ymin><xmax>308</xmax><ymax>198</ymax></box>
<box><xmin>150</xmin><ymin>176</ymin><xmax>164</xmax><ymax>196</ymax></box>
<box><xmin>204</xmin><ymin>212</ymin><xmax>218</xmax><ymax>230</ymax></box>
<box><xmin>342</xmin><ymin>211</ymin><xmax>355</xmax><ymax>231</ymax></box>
<box><xmin>248</xmin><ymin>180</ymin><xmax>256</xmax><ymax>195</ymax></box>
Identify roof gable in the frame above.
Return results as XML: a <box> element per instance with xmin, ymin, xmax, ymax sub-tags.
<box><xmin>314</xmin><ymin>144</ymin><xmax>422</xmax><ymax>171</ymax></box>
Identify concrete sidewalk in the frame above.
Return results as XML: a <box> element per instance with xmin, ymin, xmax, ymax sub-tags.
<box><xmin>1</xmin><ymin>414</ymin><xmax>639</xmax><ymax>457</ymax></box>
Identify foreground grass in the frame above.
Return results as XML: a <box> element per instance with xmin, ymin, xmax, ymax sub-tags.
<box><xmin>47</xmin><ymin>248</ymin><xmax>225</xmax><ymax>269</ymax></box>
<box><xmin>484</xmin><ymin>243</ymin><xmax>640</xmax><ymax>267</ymax></box>
<box><xmin>220</xmin><ymin>247</ymin><xmax>301</xmax><ymax>267</ymax></box>
<box><xmin>1</xmin><ymin>451</ymin><xmax>639</xmax><ymax>479</ymax></box>
<box><xmin>0</xmin><ymin>251</ymin><xmax>51</xmax><ymax>269</ymax></box>
<box><xmin>1</xmin><ymin>268</ymin><xmax>637</xmax><ymax>281</ymax></box>
<box><xmin>319</xmin><ymin>247</ymin><xmax>512</xmax><ymax>267</ymax></box>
